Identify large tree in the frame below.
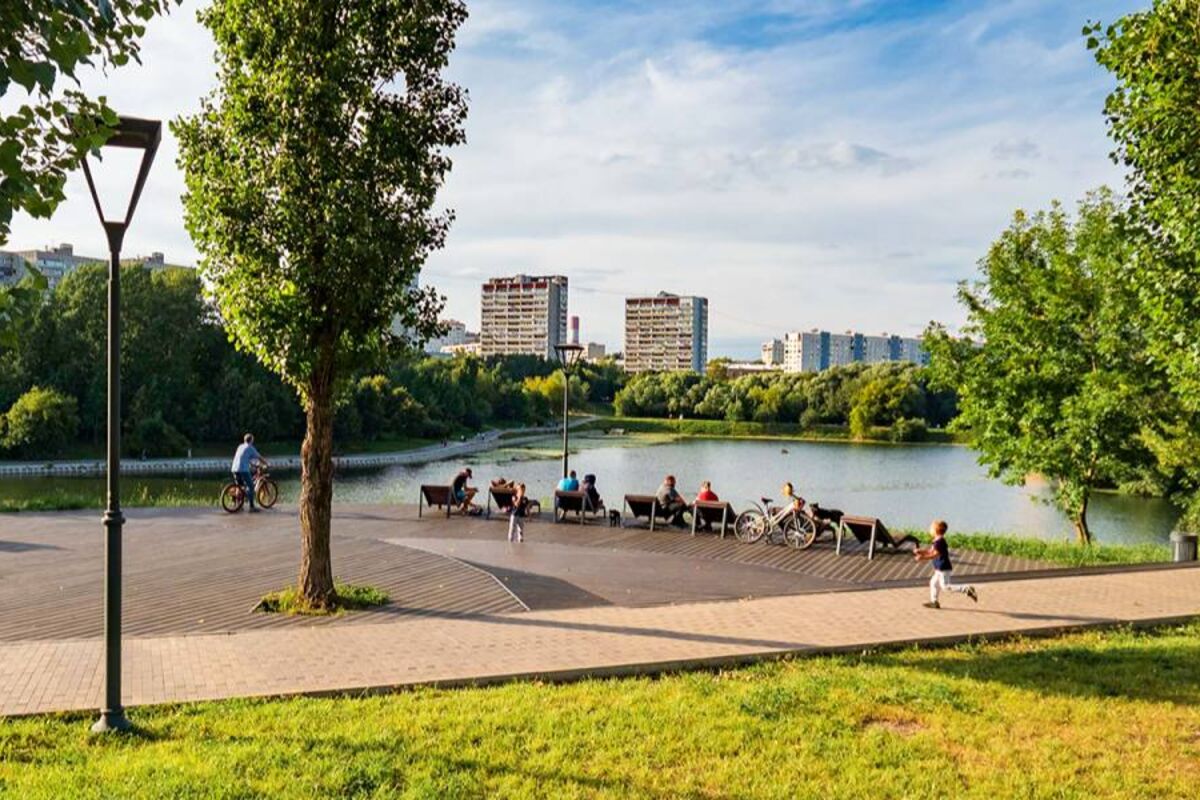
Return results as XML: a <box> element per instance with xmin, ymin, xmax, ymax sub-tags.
<box><xmin>1</xmin><ymin>1</ymin><xmax>177</xmax><ymax>244</ymax></box>
<box><xmin>174</xmin><ymin>0</ymin><xmax>465</xmax><ymax>608</ymax></box>
<box><xmin>925</xmin><ymin>190</ymin><xmax>1160</xmax><ymax>543</ymax></box>
<box><xmin>1089</xmin><ymin>1</ymin><xmax>1200</xmax><ymax>525</ymax></box>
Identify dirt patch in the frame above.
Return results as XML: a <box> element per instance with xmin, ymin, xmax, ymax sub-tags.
<box><xmin>862</xmin><ymin>716</ymin><xmax>925</xmax><ymax>736</ymax></box>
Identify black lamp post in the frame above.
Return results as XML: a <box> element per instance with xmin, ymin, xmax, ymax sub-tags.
<box><xmin>553</xmin><ymin>343</ymin><xmax>584</xmax><ymax>478</ymax></box>
<box><xmin>80</xmin><ymin>116</ymin><xmax>162</xmax><ymax>733</ymax></box>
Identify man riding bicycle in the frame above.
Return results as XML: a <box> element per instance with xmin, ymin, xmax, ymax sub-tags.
<box><xmin>231</xmin><ymin>433</ymin><xmax>269</xmax><ymax>513</ymax></box>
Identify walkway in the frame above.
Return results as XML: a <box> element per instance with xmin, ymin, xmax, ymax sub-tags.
<box><xmin>2</xmin><ymin>566</ymin><xmax>1197</xmax><ymax>716</ymax></box>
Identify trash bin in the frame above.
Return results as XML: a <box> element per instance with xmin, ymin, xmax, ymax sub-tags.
<box><xmin>1169</xmin><ymin>531</ymin><xmax>1198</xmax><ymax>563</ymax></box>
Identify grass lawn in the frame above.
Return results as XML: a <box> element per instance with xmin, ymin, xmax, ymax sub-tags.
<box><xmin>2</xmin><ymin>623</ymin><xmax>1197</xmax><ymax>798</ymax></box>
<box><xmin>917</xmin><ymin>531</ymin><xmax>1172</xmax><ymax>566</ymax></box>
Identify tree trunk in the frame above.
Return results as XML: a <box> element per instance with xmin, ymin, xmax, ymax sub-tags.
<box><xmin>298</xmin><ymin>361</ymin><xmax>336</xmax><ymax>609</ymax></box>
<box><xmin>1073</xmin><ymin>492</ymin><xmax>1093</xmax><ymax>545</ymax></box>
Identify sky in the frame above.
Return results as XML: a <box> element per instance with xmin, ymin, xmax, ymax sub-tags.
<box><xmin>6</xmin><ymin>0</ymin><xmax>1145</xmax><ymax>359</ymax></box>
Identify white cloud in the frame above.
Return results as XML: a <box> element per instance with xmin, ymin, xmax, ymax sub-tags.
<box><xmin>6</xmin><ymin>0</ymin><xmax>1142</xmax><ymax>357</ymax></box>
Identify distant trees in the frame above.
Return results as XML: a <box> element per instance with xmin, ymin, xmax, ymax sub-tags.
<box><xmin>926</xmin><ymin>191</ymin><xmax>1162</xmax><ymax>543</ymax></box>
<box><xmin>1</xmin><ymin>386</ymin><xmax>78</xmax><ymax>457</ymax></box>
<box><xmin>613</xmin><ymin>362</ymin><xmax>952</xmax><ymax>438</ymax></box>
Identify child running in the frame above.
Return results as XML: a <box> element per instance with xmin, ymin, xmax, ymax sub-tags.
<box><xmin>914</xmin><ymin>519</ymin><xmax>978</xmax><ymax>609</ymax></box>
<box><xmin>508</xmin><ymin>483</ymin><xmax>530</xmax><ymax>543</ymax></box>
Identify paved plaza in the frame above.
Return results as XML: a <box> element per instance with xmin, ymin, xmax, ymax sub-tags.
<box><xmin>1</xmin><ymin>504</ymin><xmax>1197</xmax><ymax>716</ymax></box>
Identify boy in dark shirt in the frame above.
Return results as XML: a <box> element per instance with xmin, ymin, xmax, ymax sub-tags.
<box><xmin>914</xmin><ymin>519</ymin><xmax>978</xmax><ymax>609</ymax></box>
<box><xmin>508</xmin><ymin>483</ymin><xmax>530</xmax><ymax>543</ymax></box>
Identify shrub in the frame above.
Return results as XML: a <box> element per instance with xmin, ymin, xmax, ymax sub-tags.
<box><xmin>1</xmin><ymin>386</ymin><xmax>79</xmax><ymax>458</ymax></box>
<box><xmin>127</xmin><ymin>414</ymin><xmax>191</xmax><ymax>458</ymax></box>
<box><xmin>889</xmin><ymin>417</ymin><xmax>928</xmax><ymax>443</ymax></box>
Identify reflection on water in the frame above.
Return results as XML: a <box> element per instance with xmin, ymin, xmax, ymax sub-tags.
<box><xmin>0</xmin><ymin>436</ymin><xmax>1179</xmax><ymax>545</ymax></box>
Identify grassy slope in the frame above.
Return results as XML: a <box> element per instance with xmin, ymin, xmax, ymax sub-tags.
<box><xmin>911</xmin><ymin>531</ymin><xmax>1171</xmax><ymax>566</ymax></box>
<box><xmin>1</xmin><ymin>624</ymin><xmax>1197</xmax><ymax>798</ymax></box>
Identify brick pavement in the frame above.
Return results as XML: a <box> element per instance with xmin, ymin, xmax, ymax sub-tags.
<box><xmin>2</xmin><ymin>564</ymin><xmax>1197</xmax><ymax>717</ymax></box>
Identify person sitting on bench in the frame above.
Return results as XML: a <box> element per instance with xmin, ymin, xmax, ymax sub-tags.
<box><xmin>452</xmin><ymin>467</ymin><xmax>478</xmax><ymax>514</ymax></box>
<box><xmin>557</xmin><ymin>470</ymin><xmax>580</xmax><ymax>492</ymax></box>
<box><xmin>695</xmin><ymin>481</ymin><xmax>719</xmax><ymax>531</ymax></box>
<box><xmin>582</xmin><ymin>473</ymin><xmax>604</xmax><ymax>512</ymax></box>
<box><xmin>656</xmin><ymin>474</ymin><xmax>689</xmax><ymax>528</ymax></box>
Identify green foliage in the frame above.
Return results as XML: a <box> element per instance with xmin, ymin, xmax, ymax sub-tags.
<box><xmin>173</xmin><ymin>0</ymin><xmax>466</xmax><ymax>400</ymax></box>
<box><xmin>1089</xmin><ymin>3</ymin><xmax>1200</xmax><ymax>519</ymax></box>
<box><xmin>0</xmin><ymin>1</ymin><xmax>178</xmax><ymax>243</ymax></box>
<box><xmin>926</xmin><ymin>191</ymin><xmax>1161</xmax><ymax>543</ymax></box>
<box><xmin>0</xmin><ymin>266</ymin><xmax>48</xmax><ymax>349</ymax></box>
<box><xmin>1</xmin><ymin>385</ymin><xmax>78</xmax><ymax>457</ymax></box>
<box><xmin>614</xmin><ymin>362</ymin><xmax>952</xmax><ymax>433</ymax></box>
<box><xmin>127</xmin><ymin>414</ymin><xmax>190</xmax><ymax>458</ymax></box>
<box><xmin>522</xmin><ymin>371</ymin><xmax>589</xmax><ymax>418</ymax></box>
<box><xmin>888</xmin><ymin>417</ymin><xmax>928</xmax><ymax>443</ymax></box>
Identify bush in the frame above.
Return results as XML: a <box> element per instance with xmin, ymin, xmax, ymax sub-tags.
<box><xmin>1</xmin><ymin>386</ymin><xmax>79</xmax><ymax>458</ymax></box>
<box><xmin>889</xmin><ymin>417</ymin><xmax>928</xmax><ymax>442</ymax></box>
<box><xmin>127</xmin><ymin>414</ymin><xmax>191</xmax><ymax>458</ymax></box>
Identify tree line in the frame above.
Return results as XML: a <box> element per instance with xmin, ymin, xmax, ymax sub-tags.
<box><xmin>614</xmin><ymin>362</ymin><xmax>956</xmax><ymax>442</ymax></box>
<box><xmin>0</xmin><ymin>262</ymin><xmax>627</xmax><ymax>458</ymax></box>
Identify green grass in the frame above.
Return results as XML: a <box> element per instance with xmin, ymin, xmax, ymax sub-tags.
<box><xmin>2</xmin><ymin>623</ymin><xmax>1198</xmax><ymax>798</ymax></box>
<box><xmin>585</xmin><ymin>415</ymin><xmax>960</xmax><ymax>444</ymax></box>
<box><xmin>256</xmin><ymin>583</ymin><xmax>390</xmax><ymax>616</ymax></box>
<box><xmin>914</xmin><ymin>531</ymin><xmax>1172</xmax><ymax>567</ymax></box>
<box><xmin>0</xmin><ymin>485</ymin><xmax>215</xmax><ymax>512</ymax></box>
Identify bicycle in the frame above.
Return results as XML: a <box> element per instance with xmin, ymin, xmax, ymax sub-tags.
<box><xmin>733</xmin><ymin>496</ymin><xmax>818</xmax><ymax>549</ymax></box>
<box><xmin>221</xmin><ymin>464</ymin><xmax>279</xmax><ymax>513</ymax></box>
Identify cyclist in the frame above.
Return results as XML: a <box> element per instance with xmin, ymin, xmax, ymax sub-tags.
<box><xmin>231</xmin><ymin>433</ymin><xmax>268</xmax><ymax>513</ymax></box>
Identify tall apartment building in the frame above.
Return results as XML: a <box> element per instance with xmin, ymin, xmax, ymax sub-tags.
<box><xmin>782</xmin><ymin>329</ymin><xmax>928</xmax><ymax>373</ymax></box>
<box><xmin>761</xmin><ymin>339</ymin><xmax>784</xmax><ymax>366</ymax></box>
<box><xmin>479</xmin><ymin>274</ymin><xmax>568</xmax><ymax>359</ymax></box>
<box><xmin>623</xmin><ymin>293</ymin><xmax>708</xmax><ymax>373</ymax></box>
<box><xmin>12</xmin><ymin>243</ymin><xmax>102</xmax><ymax>289</ymax></box>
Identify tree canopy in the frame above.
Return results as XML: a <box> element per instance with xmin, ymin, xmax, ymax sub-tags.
<box><xmin>925</xmin><ymin>190</ymin><xmax>1162</xmax><ymax>543</ymax></box>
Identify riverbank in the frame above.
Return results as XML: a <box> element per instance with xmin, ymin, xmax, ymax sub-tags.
<box><xmin>582</xmin><ymin>416</ymin><xmax>961</xmax><ymax>444</ymax></box>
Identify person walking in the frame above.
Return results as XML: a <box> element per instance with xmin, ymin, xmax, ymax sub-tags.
<box><xmin>914</xmin><ymin>519</ymin><xmax>978</xmax><ymax>609</ymax></box>
<box><xmin>508</xmin><ymin>483</ymin><xmax>530</xmax><ymax>543</ymax></box>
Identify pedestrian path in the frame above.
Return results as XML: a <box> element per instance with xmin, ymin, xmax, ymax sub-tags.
<box><xmin>2</xmin><ymin>565</ymin><xmax>1196</xmax><ymax>717</ymax></box>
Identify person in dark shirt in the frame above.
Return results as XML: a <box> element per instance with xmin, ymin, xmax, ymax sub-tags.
<box><xmin>452</xmin><ymin>467</ymin><xmax>477</xmax><ymax>513</ymax></box>
<box><xmin>914</xmin><ymin>519</ymin><xmax>978</xmax><ymax>609</ymax></box>
<box><xmin>655</xmin><ymin>474</ymin><xmax>689</xmax><ymax>527</ymax></box>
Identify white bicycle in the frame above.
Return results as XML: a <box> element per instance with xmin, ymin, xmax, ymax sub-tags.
<box><xmin>733</xmin><ymin>496</ymin><xmax>819</xmax><ymax>550</ymax></box>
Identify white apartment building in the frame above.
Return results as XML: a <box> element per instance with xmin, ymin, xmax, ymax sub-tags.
<box><xmin>12</xmin><ymin>243</ymin><xmax>102</xmax><ymax>289</ymax></box>
<box><xmin>781</xmin><ymin>328</ymin><xmax>929</xmax><ymax>373</ymax></box>
<box><xmin>479</xmin><ymin>274</ymin><xmax>568</xmax><ymax>359</ymax></box>
<box><xmin>861</xmin><ymin>334</ymin><xmax>893</xmax><ymax>364</ymax></box>
<box><xmin>761</xmin><ymin>339</ymin><xmax>784</xmax><ymax>366</ymax></box>
<box><xmin>783</xmin><ymin>331</ymin><xmax>823</xmax><ymax>373</ymax></box>
<box><xmin>425</xmin><ymin>319</ymin><xmax>478</xmax><ymax>355</ymax></box>
<box><xmin>624</xmin><ymin>293</ymin><xmax>708</xmax><ymax>373</ymax></box>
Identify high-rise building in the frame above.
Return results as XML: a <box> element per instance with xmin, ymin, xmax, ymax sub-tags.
<box><xmin>479</xmin><ymin>274</ymin><xmax>568</xmax><ymax>359</ymax></box>
<box><xmin>623</xmin><ymin>292</ymin><xmax>708</xmax><ymax>373</ymax></box>
<box><xmin>761</xmin><ymin>339</ymin><xmax>784</xmax><ymax>366</ymax></box>
<box><xmin>781</xmin><ymin>328</ymin><xmax>928</xmax><ymax>373</ymax></box>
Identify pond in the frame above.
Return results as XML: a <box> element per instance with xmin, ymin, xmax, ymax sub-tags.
<box><xmin>0</xmin><ymin>435</ymin><xmax>1178</xmax><ymax>546</ymax></box>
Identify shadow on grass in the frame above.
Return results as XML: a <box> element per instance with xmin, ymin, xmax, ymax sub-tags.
<box><xmin>875</xmin><ymin>636</ymin><xmax>1200</xmax><ymax>706</ymax></box>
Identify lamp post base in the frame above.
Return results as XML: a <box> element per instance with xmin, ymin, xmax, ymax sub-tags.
<box><xmin>91</xmin><ymin>708</ymin><xmax>131</xmax><ymax>733</ymax></box>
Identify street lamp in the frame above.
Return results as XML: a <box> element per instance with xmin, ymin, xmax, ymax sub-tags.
<box><xmin>553</xmin><ymin>343</ymin><xmax>584</xmax><ymax>478</ymax></box>
<box><xmin>80</xmin><ymin>116</ymin><xmax>162</xmax><ymax>733</ymax></box>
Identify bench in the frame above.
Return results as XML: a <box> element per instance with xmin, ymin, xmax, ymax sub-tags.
<box><xmin>554</xmin><ymin>490</ymin><xmax>602</xmax><ymax>524</ymax></box>
<box><xmin>836</xmin><ymin>514</ymin><xmax>919</xmax><ymax>560</ymax></box>
<box><xmin>486</xmin><ymin>486</ymin><xmax>541</xmax><ymax>519</ymax></box>
<box><xmin>622</xmin><ymin>494</ymin><xmax>680</xmax><ymax>531</ymax></box>
<box><xmin>418</xmin><ymin>484</ymin><xmax>455</xmax><ymax>518</ymax></box>
<box><xmin>691</xmin><ymin>500</ymin><xmax>735</xmax><ymax>537</ymax></box>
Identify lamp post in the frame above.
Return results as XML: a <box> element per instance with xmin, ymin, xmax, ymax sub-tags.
<box><xmin>553</xmin><ymin>343</ymin><xmax>583</xmax><ymax>478</ymax></box>
<box><xmin>80</xmin><ymin>116</ymin><xmax>162</xmax><ymax>733</ymax></box>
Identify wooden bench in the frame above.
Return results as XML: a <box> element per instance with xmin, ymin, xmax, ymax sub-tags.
<box><xmin>486</xmin><ymin>486</ymin><xmax>541</xmax><ymax>519</ymax></box>
<box><xmin>691</xmin><ymin>500</ymin><xmax>735</xmax><ymax>537</ymax></box>
<box><xmin>554</xmin><ymin>490</ymin><xmax>602</xmax><ymax>524</ymax></box>
<box><xmin>622</xmin><ymin>494</ymin><xmax>680</xmax><ymax>531</ymax></box>
<box><xmin>418</xmin><ymin>484</ymin><xmax>455</xmax><ymax>518</ymax></box>
<box><xmin>836</xmin><ymin>514</ymin><xmax>919</xmax><ymax>560</ymax></box>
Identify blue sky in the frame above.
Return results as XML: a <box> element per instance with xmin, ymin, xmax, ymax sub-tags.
<box><xmin>7</xmin><ymin>0</ymin><xmax>1146</xmax><ymax>358</ymax></box>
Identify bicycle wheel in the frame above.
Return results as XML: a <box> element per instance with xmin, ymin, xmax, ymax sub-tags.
<box><xmin>734</xmin><ymin>510</ymin><xmax>767</xmax><ymax>543</ymax></box>
<box><xmin>220</xmin><ymin>483</ymin><xmax>244</xmax><ymax>513</ymax></box>
<box><xmin>784</xmin><ymin>514</ymin><xmax>818</xmax><ymax>550</ymax></box>
<box><xmin>256</xmin><ymin>478</ymin><xmax>279</xmax><ymax>509</ymax></box>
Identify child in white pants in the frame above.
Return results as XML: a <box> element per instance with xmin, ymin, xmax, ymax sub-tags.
<box><xmin>914</xmin><ymin>519</ymin><xmax>977</xmax><ymax>609</ymax></box>
<box><xmin>508</xmin><ymin>483</ymin><xmax>529</xmax><ymax>543</ymax></box>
